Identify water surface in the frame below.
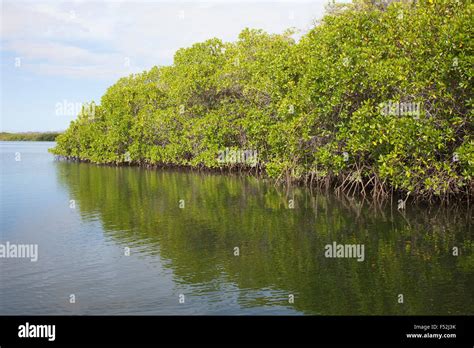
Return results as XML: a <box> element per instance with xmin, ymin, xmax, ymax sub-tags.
<box><xmin>0</xmin><ymin>141</ymin><xmax>472</xmax><ymax>315</ymax></box>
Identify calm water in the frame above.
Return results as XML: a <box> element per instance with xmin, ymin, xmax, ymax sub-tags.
<box><xmin>0</xmin><ymin>141</ymin><xmax>472</xmax><ymax>315</ymax></box>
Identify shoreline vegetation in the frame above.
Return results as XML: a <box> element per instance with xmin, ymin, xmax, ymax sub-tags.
<box><xmin>51</xmin><ymin>0</ymin><xmax>473</xmax><ymax>203</ymax></box>
<box><xmin>0</xmin><ymin>132</ymin><xmax>61</xmax><ymax>141</ymax></box>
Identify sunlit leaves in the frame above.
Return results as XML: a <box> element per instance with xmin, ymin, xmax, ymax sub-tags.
<box><xmin>50</xmin><ymin>0</ymin><xmax>472</xmax><ymax>200</ymax></box>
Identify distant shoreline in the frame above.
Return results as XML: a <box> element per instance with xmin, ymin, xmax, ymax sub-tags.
<box><xmin>0</xmin><ymin>132</ymin><xmax>61</xmax><ymax>141</ymax></box>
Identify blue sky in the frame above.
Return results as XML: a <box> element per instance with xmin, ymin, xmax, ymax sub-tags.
<box><xmin>0</xmin><ymin>0</ymin><xmax>332</xmax><ymax>132</ymax></box>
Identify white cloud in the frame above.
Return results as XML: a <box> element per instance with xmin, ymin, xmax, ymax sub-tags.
<box><xmin>0</xmin><ymin>0</ymin><xmax>327</xmax><ymax>79</ymax></box>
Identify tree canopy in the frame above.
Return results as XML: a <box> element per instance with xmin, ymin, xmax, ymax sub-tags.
<box><xmin>51</xmin><ymin>0</ymin><xmax>473</xmax><ymax>201</ymax></box>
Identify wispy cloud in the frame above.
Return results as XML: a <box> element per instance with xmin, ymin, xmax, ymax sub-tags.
<box><xmin>1</xmin><ymin>0</ymin><xmax>326</xmax><ymax>79</ymax></box>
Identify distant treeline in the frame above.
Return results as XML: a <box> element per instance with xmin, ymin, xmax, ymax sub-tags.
<box><xmin>0</xmin><ymin>132</ymin><xmax>61</xmax><ymax>141</ymax></box>
<box><xmin>51</xmin><ymin>0</ymin><xmax>473</xmax><ymax>201</ymax></box>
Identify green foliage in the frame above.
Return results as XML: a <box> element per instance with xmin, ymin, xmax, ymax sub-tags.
<box><xmin>51</xmin><ymin>0</ymin><xmax>473</xmax><ymax>200</ymax></box>
<box><xmin>0</xmin><ymin>132</ymin><xmax>61</xmax><ymax>141</ymax></box>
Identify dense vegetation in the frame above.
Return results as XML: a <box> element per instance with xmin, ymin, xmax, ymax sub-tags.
<box><xmin>1</xmin><ymin>132</ymin><xmax>61</xmax><ymax>141</ymax></box>
<box><xmin>51</xmin><ymin>0</ymin><xmax>473</xmax><ymax>201</ymax></box>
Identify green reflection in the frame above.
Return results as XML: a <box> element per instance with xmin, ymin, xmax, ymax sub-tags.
<box><xmin>56</xmin><ymin>162</ymin><xmax>473</xmax><ymax>315</ymax></box>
